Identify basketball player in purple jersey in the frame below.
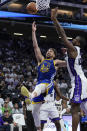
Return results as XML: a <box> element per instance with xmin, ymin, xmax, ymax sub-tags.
<box><xmin>51</xmin><ymin>8</ymin><xmax>87</xmax><ymax>131</ymax></box>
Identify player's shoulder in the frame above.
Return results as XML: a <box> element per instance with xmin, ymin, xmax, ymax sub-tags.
<box><xmin>38</xmin><ymin>58</ymin><xmax>45</xmax><ymax>66</ymax></box>
<box><xmin>74</xmin><ymin>46</ymin><xmax>80</xmax><ymax>51</ymax></box>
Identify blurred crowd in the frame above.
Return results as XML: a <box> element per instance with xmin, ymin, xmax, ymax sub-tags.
<box><xmin>0</xmin><ymin>0</ymin><xmax>87</xmax><ymax>130</ymax></box>
<box><xmin>0</xmin><ymin>34</ymin><xmax>87</xmax><ymax>130</ymax></box>
<box><xmin>0</xmin><ymin>35</ymin><xmax>71</xmax><ymax>98</ymax></box>
<box><xmin>0</xmin><ymin>34</ymin><xmax>87</xmax><ymax>97</ymax></box>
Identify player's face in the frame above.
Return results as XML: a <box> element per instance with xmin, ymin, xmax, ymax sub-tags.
<box><xmin>46</xmin><ymin>49</ymin><xmax>55</xmax><ymax>59</ymax></box>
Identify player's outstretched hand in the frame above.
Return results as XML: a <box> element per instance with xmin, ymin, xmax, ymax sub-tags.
<box><xmin>32</xmin><ymin>21</ymin><xmax>37</xmax><ymax>32</ymax></box>
<box><xmin>51</xmin><ymin>7</ymin><xmax>58</xmax><ymax>20</ymax></box>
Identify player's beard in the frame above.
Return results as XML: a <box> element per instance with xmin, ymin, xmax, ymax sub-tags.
<box><xmin>46</xmin><ymin>55</ymin><xmax>51</xmax><ymax>59</ymax></box>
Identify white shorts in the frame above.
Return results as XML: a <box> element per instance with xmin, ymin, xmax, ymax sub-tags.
<box><xmin>32</xmin><ymin>83</ymin><xmax>49</xmax><ymax>98</ymax></box>
<box><xmin>40</xmin><ymin>102</ymin><xmax>60</xmax><ymax>123</ymax></box>
<box><xmin>32</xmin><ymin>103</ymin><xmax>42</xmax><ymax>127</ymax></box>
<box><xmin>70</xmin><ymin>77</ymin><xmax>87</xmax><ymax>103</ymax></box>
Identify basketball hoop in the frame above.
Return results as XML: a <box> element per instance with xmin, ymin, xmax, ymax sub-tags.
<box><xmin>36</xmin><ymin>0</ymin><xmax>51</xmax><ymax>11</ymax></box>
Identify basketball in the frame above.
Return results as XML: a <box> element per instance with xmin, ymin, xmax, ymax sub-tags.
<box><xmin>26</xmin><ymin>2</ymin><xmax>38</xmax><ymax>14</ymax></box>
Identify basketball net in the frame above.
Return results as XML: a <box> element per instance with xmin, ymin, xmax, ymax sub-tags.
<box><xmin>36</xmin><ymin>0</ymin><xmax>50</xmax><ymax>10</ymax></box>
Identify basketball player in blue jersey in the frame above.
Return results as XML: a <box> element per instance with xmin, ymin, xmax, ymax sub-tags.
<box><xmin>22</xmin><ymin>21</ymin><xmax>66</xmax><ymax>100</ymax></box>
<box><xmin>21</xmin><ymin>21</ymin><xmax>67</xmax><ymax>131</ymax></box>
<box><xmin>51</xmin><ymin>8</ymin><xmax>87</xmax><ymax>131</ymax></box>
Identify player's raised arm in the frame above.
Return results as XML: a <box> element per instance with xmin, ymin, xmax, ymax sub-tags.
<box><xmin>51</xmin><ymin>8</ymin><xmax>77</xmax><ymax>54</ymax></box>
<box><xmin>54</xmin><ymin>81</ymin><xmax>69</xmax><ymax>101</ymax></box>
<box><xmin>32</xmin><ymin>21</ymin><xmax>44</xmax><ymax>63</ymax></box>
<box><xmin>55</xmin><ymin>59</ymin><xmax>67</xmax><ymax>68</ymax></box>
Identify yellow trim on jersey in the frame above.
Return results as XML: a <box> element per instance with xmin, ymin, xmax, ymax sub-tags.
<box><xmin>41</xmin><ymin>83</ymin><xmax>49</xmax><ymax>86</ymax></box>
<box><xmin>46</xmin><ymin>88</ymin><xmax>49</xmax><ymax>95</ymax></box>
<box><xmin>53</xmin><ymin>60</ymin><xmax>56</xmax><ymax>66</ymax></box>
<box><xmin>38</xmin><ymin>59</ymin><xmax>54</xmax><ymax>66</ymax></box>
<box><xmin>38</xmin><ymin>59</ymin><xmax>45</xmax><ymax>66</ymax></box>
<box><xmin>32</xmin><ymin>101</ymin><xmax>44</xmax><ymax>104</ymax></box>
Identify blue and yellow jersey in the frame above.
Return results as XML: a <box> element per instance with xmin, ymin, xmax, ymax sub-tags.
<box><xmin>32</xmin><ymin>82</ymin><xmax>55</xmax><ymax>104</ymax></box>
<box><xmin>37</xmin><ymin>59</ymin><xmax>56</xmax><ymax>84</ymax></box>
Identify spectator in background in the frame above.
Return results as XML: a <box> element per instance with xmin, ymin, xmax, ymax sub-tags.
<box><xmin>14</xmin><ymin>76</ymin><xmax>19</xmax><ymax>88</ymax></box>
<box><xmin>2</xmin><ymin>110</ymin><xmax>13</xmax><ymax>131</ymax></box>
<box><xmin>0</xmin><ymin>94</ymin><xmax>4</xmax><ymax>116</ymax></box>
<box><xmin>2</xmin><ymin>100</ymin><xmax>12</xmax><ymax>114</ymax></box>
<box><xmin>10</xmin><ymin>70</ymin><xmax>17</xmax><ymax>81</ymax></box>
<box><xmin>12</xmin><ymin>103</ymin><xmax>23</xmax><ymax>114</ymax></box>
<box><xmin>7</xmin><ymin>81</ymin><xmax>15</xmax><ymax>91</ymax></box>
<box><xmin>5</xmin><ymin>97</ymin><xmax>13</xmax><ymax>109</ymax></box>
<box><xmin>12</xmin><ymin>103</ymin><xmax>25</xmax><ymax>131</ymax></box>
<box><xmin>0</xmin><ymin>81</ymin><xmax>8</xmax><ymax>97</ymax></box>
<box><xmin>0</xmin><ymin>115</ymin><xmax>4</xmax><ymax>130</ymax></box>
<box><xmin>0</xmin><ymin>70</ymin><xmax>4</xmax><ymax>81</ymax></box>
<box><xmin>0</xmin><ymin>94</ymin><xmax>4</xmax><ymax>108</ymax></box>
<box><xmin>59</xmin><ymin>79</ymin><xmax>68</xmax><ymax>96</ymax></box>
<box><xmin>5</xmin><ymin>72</ymin><xmax>10</xmax><ymax>84</ymax></box>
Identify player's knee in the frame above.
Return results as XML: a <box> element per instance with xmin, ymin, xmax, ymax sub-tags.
<box><xmin>71</xmin><ymin>103</ymin><xmax>80</xmax><ymax>113</ymax></box>
<box><xmin>32</xmin><ymin>92</ymin><xmax>38</xmax><ymax>98</ymax></box>
<box><xmin>33</xmin><ymin>89</ymin><xmax>41</xmax><ymax>97</ymax></box>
